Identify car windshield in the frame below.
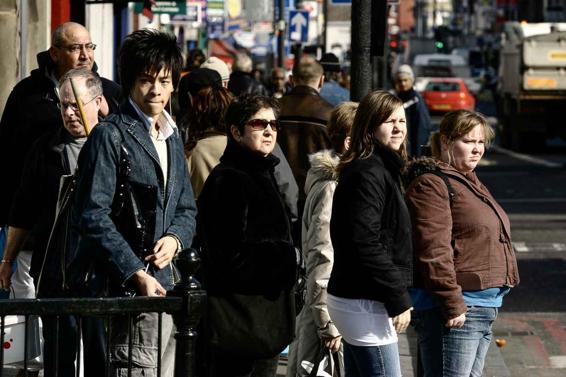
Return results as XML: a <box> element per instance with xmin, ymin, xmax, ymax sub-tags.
<box><xmin>420</xmin><ymin>65</ymin><xmax>453</xmax><ymax>77</ymax></box>
<box><xmin>425</xmin><ymin>82</ymin><xmax>461</xmax><ymax>92</ymax></box>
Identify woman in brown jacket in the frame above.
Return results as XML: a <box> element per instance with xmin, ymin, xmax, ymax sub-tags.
<box><xmin>404</xmin><ymin>110</ymin><xmax>519</xmax><ymax>377</ymax></box>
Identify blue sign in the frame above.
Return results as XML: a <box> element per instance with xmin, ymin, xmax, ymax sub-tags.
<box><xmin>288</xmin><ymin>10</ymin><xmax>308</xmax><ymax>43</ymax></box>
<box><xmin>331</xmin><ymin>0</ymin><xmax>351</xmax><ymax>4</ymax></box>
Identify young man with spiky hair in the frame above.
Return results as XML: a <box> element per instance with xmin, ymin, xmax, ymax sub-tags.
<box><xmin>72</xmin><ymin>29</ymin><xmax>197</xmax><ymax>376</ymax></box>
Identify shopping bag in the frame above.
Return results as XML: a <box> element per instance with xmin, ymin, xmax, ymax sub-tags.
<box><xmin>1</xmin><ymin>315</ymin><xmax>41</xmax><ymax>365</ymax></box>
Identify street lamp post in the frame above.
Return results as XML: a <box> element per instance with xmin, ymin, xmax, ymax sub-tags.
<box><xmin>350</xmin><ymin>0</ymin><xmax>373</xmax><ymax>101</ymax></box>
<box><xmin>277</xmin><ymin>0</ymin><xmax>286</xmax><ymax>68</ymax></box>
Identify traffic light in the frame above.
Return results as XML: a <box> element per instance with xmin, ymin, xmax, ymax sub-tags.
<box><xmin>389</xmin><ymin>34</ymin><xmax>404</xmax><ymax>53</ymax></box>
<box><xmin>434</xmin><ymin>26</ymin><xmax>449</xmax><ymax>53</ymax></box>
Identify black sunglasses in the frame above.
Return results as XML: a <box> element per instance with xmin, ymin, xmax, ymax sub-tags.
<box><xmin>246</xmin><ymin>119</ymin><xmax>279</xmax><ymax>131</ymax></box>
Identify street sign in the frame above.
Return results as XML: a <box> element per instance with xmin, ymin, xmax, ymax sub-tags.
<box><xmin>133</xmin><ymin>1</ymin><xmax>186</xmax><ymax>15</ymax></box>
<box><xmin>330</xmin><ymin>0</ymin><xmax>399</xmax><ymax>3</ymax></box>
<box><xmin>288</xmin><ymin>10</ymin><xmax>308</xmax><ymax>43</ymax></box>
<box><xmin>171</xmin><ymin>3</ymin><xmax>202</xmax><ymax>23</ymax></box>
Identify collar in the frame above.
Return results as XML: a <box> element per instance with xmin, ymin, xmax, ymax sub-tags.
<box><xmin>221</xmin><ymin>139</ymin><xmax>280</xmax><ymax>173</ymax></box>
<box><xmin>289</xmin><ymin>85</ymin><xmax>320</xmax><ymax>96</ymax></box>
<box><xmin>128</xmin><ymin>97</ymin><xmax>177</xmax><ymax>140</ymax></box>
<box><xmin>373</xmin><ymin>141</ymin><xmax>405</xmax><ymax>174</ymax></box>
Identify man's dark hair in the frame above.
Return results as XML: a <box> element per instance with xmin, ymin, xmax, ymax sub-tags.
<box><xmin>225</xmin><ymin>95</ymin><xmax>280</xmax><ymax>140</ymax></box>
<box><xmin>118</xmin><ymin>29</ymin><xmax>182</xmax><ymax>96</ymax></box>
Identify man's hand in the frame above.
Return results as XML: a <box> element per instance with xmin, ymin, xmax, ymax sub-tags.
<box><xmin>0</xmin><ymin>263</ymin><xmax>13</xmax><ymax>291</ymax></box>
<box><xmin>392</xmin><ymin>308</ymin><xmax>412</xmax><ymax>333</ymax></box>
<box><xmin>445</xmin><ymin>313</ymin><xmax>466</xmax><ymax>328</ymax></box>
<box><xmin>144</xmin><ymin>235</ymin><xmax>178</xmax><ymax>269</ymax></box>
<box><xmin>131</xmin><ymin>270</ymin><xmax>166</xmax><ymax>297</ymax></box>
<box><xmin>323</xmin><ymin>335</ymin><xmax>342</xmax><ymax>353</ymax></box>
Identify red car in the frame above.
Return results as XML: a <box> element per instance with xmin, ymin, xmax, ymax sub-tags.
<box><xmin>423</xmin><ymin>78</ymin><xmax>475</xmax><ymax>113</ymax></box>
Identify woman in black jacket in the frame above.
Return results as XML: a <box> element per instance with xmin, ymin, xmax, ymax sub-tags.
<box><xmin>197</xmin><ymin>95</ymin><xmax>297</xmax><ymax>377</ymax></box>
<box><xmin>327</xmin><ymin>91</ymin><xmax>413</xmax><ymax>377</ymax></box>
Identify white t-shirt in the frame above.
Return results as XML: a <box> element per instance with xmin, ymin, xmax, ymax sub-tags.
<box><xmin>327</xmin><ymin>294</ymin><xmax>398</xmax><ymax>347</ymax></box>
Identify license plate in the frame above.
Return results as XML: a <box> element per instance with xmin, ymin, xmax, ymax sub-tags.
<box><xmin>433</xmin><ymin>104</ymin><xmax>451</xmax><ymax>110</ymax></box>
<box><xmin>525</xmin><ymin>78</ymin><xmax>557</xmax><ymax>89</ymax></box>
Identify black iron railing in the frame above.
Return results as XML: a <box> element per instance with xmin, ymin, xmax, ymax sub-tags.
<box><xmin>0</xmin><ymin>249</ymin><xmax>206</xmax><ymax>377</ymax></box>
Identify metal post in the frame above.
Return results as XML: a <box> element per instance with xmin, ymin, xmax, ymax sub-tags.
<box><xmin>350</xmin><ymin>0</ymin><xmax>373</xmax><ymax>101</ymax></box>
<box><xmin>277</xmin><ymin>0</ymin><xmax>286</xmax><ymax>68</ymax></box>
<box><xmin>170</xmin><ymin>249</ymin><xmax>206</xmax><ymax>377</ymax></box>
<box><xmin>322</xmin><ymin>0</ymin><xmax>328</xmax><ymax>51</ymax></box>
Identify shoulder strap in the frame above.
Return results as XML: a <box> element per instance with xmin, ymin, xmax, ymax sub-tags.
<box><xmin>427</xmin><ymin>169</ymin><xmax>456</xmax><ymax>206</ymax></box>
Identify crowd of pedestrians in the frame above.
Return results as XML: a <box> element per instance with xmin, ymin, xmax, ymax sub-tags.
<box><xmin>0</xmin><ymin>21</ymin><xmax>519</xmax><ymax>377</ymax></box>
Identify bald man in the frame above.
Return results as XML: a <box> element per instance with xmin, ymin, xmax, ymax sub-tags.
<box><xmin>0</xmin><ymin>22</ymin><xmax>121</xmax><ymax>228</ymax></box>
<box><xmin>0</xmin><ymin>23</ymin><xmax>121</xmax><ymax>314</ymax></box>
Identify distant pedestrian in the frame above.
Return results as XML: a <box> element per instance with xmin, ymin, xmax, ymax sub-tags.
<box><xmin>228</xmin><ymin>53</ymin><xmax>268</xmax><ymax>97</ymax></box>
<box><xmin>72</xmin><ymin>29</ymin><xmax>197</xmax><ymax>377</ymax></box>
<box><xmin>404</xmin><ymin>110</ymin><xmax>520</xmax><ymax>377</ymax></box>
<box><xmin>267</xmin><ymin>67</ymin><xmax>290</xmax><ymax>99</ymax></box>
<box><xmin>319</xmin><ymin>52</ymin><xmax>350</xmax><ymax>106</ymax></box>
<box><xmin>278</xmin><ymin>56</ymin><xmax>333</xmax><ymax>233</ymax></box>
<box><xmin>201</xmin><ymin>56</ymin><xmax>231</xmax><ymax>88</ymax></box>
<box><xmin>178</xmin><ymin>67</ymin><xmax>223</xmax><ymax>143</ymax></box>
<box><xmin>198</xmin><ymin>95</ymin><xmax>297</xmax><ymax>377</ymax></box>
<box><xmin>393</xmin><ymin>64</ymin><xmax>433</xmax><ymax>157</ymax></box>
<box><xmin>182</xmin><ymin>70</ymin><xmax>233</xmax><ymax>198</ymax></box>
<box><xmin>176</xmin><ymin>48</ymin><xmax>207</xmax><ymax>118</ymax></box>
<box><xmin>286</xmin><ymin>101</ymin><xmax>358</xmax><ymax>377</ymax></box>
<box><xmin>327</xmin><ymin>91</ymin><xmax>413</xmax><ymax>377</ymax></box>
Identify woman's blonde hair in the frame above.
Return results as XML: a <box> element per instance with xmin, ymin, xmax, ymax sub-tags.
<box><xmin>339</xmin><ymin>91</ymin><xmax>406</xmax><ymax>172</ymax></box>
<box><xmin>430</xmin><ymin>110</ymin><xmax>495</xmax><ymax>160</ymax></box>
<box><xmin>328</xmin><ymin>101</ymin><xmax>358</xmax><ymax>153</ymax></box>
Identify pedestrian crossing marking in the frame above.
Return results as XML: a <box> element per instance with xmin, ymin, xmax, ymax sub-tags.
<box><xmin>513</xmin><ymin>242</ymin><xmax>566</xmax><ymax>253</ymax></box>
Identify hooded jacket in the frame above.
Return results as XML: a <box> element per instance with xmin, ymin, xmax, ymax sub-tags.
<box><xmin>0</xmin><ymin>51</ymin><xmax>122</xmax><ymax>225</ymax></box>
<box><xmin>287</xmin><ymin>150</ymin><xmax>343</xmax><ymax>377</ymax></box>
<box><xmin>404</xmin><ymin>158</ymin><xmax>520</xmax><ymax>319</ymax></box>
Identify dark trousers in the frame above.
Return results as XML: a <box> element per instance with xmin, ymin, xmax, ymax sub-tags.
<box><xmin>41</xmin><ymin>315</ymin><xmax>107</xmax><ymax>377</ymax></box>
<box><xmin>206</xmin><ymin>347</ymin><xmax>279</xmax><ymax>377</ymax></box>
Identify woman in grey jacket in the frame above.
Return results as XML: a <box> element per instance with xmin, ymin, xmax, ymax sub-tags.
<box><xmin>287</xmin><ymin>102</ymin><xmax>357</xmax><ymax>377</ymax></box>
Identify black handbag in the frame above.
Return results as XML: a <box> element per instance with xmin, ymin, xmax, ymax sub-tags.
<box><xmin>206</xmin><ymin>290</ymin><xmax>296</xmax><ymax>359</ymax></box>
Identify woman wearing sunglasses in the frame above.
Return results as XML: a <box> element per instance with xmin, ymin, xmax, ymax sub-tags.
<box><xmin>197</xmin><ymin>95</ymin><xmax>298</xmax><ymax>377</ymax></box>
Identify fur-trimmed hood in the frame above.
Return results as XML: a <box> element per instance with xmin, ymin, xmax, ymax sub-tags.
<box><xmin>304</xmin><ymin>149</ymin><xmax>340</xmax><ymax>195</ymax></box>
<box><xmin>402</xmin><ymin>156</ymin><xmax>439</xmax><ymax>190</ymax></box>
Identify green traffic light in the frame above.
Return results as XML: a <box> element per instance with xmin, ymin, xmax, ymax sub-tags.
<box><xmin>435</xmin><ymin>41</ymin><xmax>444</xmax><ymax>49</ymax></box>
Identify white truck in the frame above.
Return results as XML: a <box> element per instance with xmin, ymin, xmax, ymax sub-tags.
<box><xmin>498</xmin><ymin>22</ymin><xmax>566</xmax><ymax>150</ymax></box>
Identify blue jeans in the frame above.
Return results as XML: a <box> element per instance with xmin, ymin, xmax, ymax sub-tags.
<box><xmin>343</xmin><ymin>341</ymin><xmax>401</xmax><ymax>377</ymax></box>
<box><xmin>413</xmin><ymin>306</ymin><xmax>497</xmax><ymax>377</ymax></box>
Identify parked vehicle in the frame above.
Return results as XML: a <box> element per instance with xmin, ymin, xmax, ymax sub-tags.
<box><xmin>423</xmin><ymin>78</ymin><xmax>476</xmax><ymax>113</ymax></box>
<box><xmin>498</xmin><ymin>22</ymin><xmax>566</xmax><ymax>151</ymax></box>
<box><xmin>412</xmin><ymin>53</ymin><xmax>481</xmax><ymax>94</ymax></box>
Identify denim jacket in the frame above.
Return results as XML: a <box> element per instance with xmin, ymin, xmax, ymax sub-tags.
<box><xmin>73</xmin><ymin>102</ymin><xmax>197</xmax><ymax>291</ymax></box>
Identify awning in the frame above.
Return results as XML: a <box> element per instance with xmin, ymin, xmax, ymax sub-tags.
<box><xmin>208</xmin><ymin>39</ymin><xmax>239</xmax><ymax>64</ymax></box>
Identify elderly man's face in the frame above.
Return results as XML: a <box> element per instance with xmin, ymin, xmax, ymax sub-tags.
<box><xmin>51</xmin><ymin>24</ymin><xmax>95</xmax><ymax>78</ymax></box>
<box><xmin>395</xmin><ymin>75</ymin><xmax>413</xmax><ymax>93</ymax></box>
<box><xmin>59</xmin><ymin>78</ymin><xmax>101</xmax><ymax>137</ymax></box>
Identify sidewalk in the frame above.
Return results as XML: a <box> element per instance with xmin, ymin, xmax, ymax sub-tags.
<box><xmin>4</xmin><ymin>312</ymin><xmax>565</xmax><ymax>376</ymax></box>
<box><xmin>278</xmin><ymin>312</ymin><xmax>566</xmax><ymax>377</ymax></box>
